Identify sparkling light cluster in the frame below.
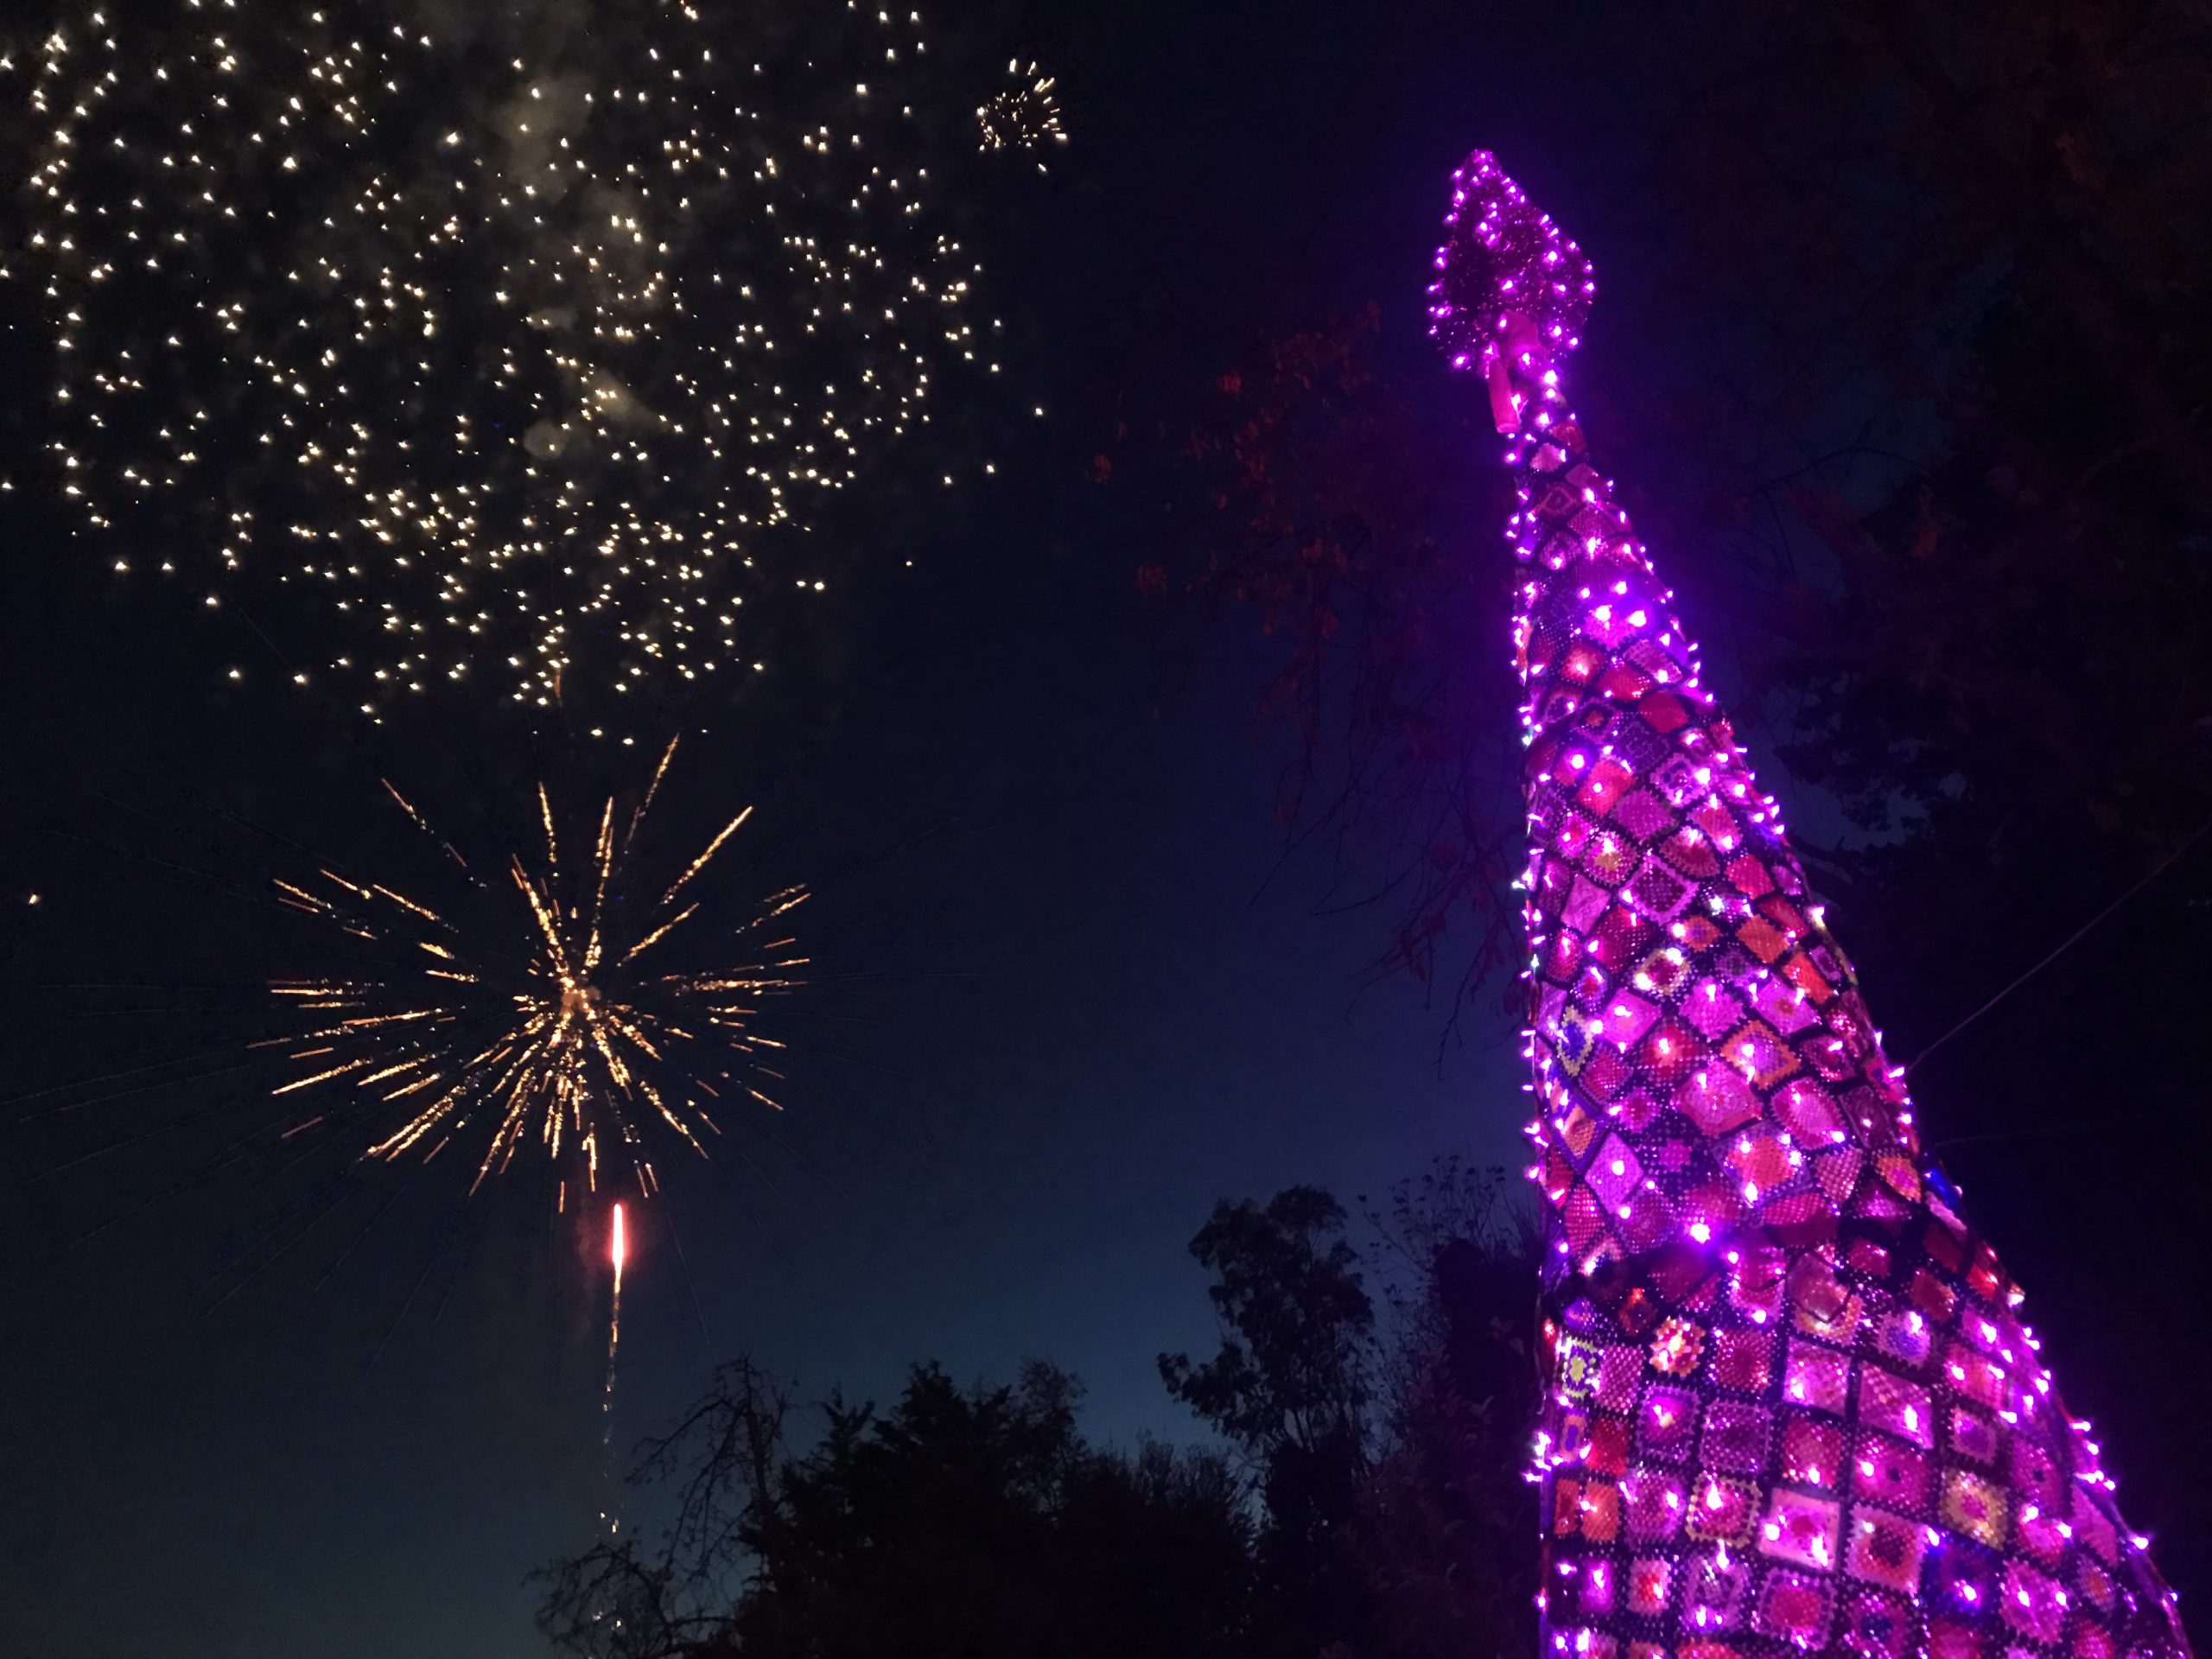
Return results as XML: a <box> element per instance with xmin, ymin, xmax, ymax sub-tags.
<box><xmin>975</xmin><ymin>60</ymin><xmax>1064</xmax><ymax>167</ymax></box>
<box><xmin>25</xmin><ymin>0</ymin><xmax>1012</xmax><ymax>713</ymax></box>
<box><xmin>1433</xmin><ymin>150</ymin><xmax>2190</xmax><ymax>1659</ymax></box>
<box><xmin>265</xmin><ymin>737</ymin><xmax>805</xmax><ymax>1204</ymax></box>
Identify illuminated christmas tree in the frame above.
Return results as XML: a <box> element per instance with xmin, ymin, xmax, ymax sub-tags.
<box><xmin>1430</xmin><ymin>151</ymin><xmax>2192</xmax><ymax>1659</ymax></box>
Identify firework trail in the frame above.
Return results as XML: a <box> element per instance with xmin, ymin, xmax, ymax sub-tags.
<box><xmin>601</xmin><ymin>1200</ymin><xmax>626</xmax><ymax>1538</ymax></box>
<box><xmin>25</xmin><ymin>0</ymin><xmax>1027</xmax><ymax>715</ymax></box>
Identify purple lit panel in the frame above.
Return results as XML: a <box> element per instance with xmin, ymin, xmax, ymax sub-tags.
<box><xmin>1432</xmin><ymin>149</ymin><xmax>2191</xmax><ymax>1659</ymax></box>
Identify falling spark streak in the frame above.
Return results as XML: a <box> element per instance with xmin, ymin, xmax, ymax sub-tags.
<box><xmin>269</xmin><ymin>737</ymin><xmax>805</xmax><ymax>1201</ymax></box>
<box><xmin>658</xmin><ymin>806</ymin><xmax>753</xmax><ymax>913</ymax></box>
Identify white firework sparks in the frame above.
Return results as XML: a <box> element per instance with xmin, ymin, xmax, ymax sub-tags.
<box><xmin>27</xmin><ymin>1</ymin><xmax>1019</xmax><ymax>713</ymax></box>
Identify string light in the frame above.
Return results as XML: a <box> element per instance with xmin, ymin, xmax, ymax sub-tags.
<box><xmin>1432</xmin><ymin>149</ymin><xmax>2190</xmax><ymax>1659</ymax></box>
<box><xmin>27</xmin><ymin>0</ymin><xmax>1017</xmax><ymax>714</ymax></box>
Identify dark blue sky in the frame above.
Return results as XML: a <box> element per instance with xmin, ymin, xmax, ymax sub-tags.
<box><xmin>0</xmin><ymin>2</ymin><xmax>1637</xmax><ymax>1651</ymax></box>
<box><xmin>10</xmin><ymin>5</ymin><xmax>2211</xmax><ymax>1654</ymax></box>
<box><xmin>0</xmin><ymin>536</ymin><xmax>1526</xmax><ymax>1657</ymax></box>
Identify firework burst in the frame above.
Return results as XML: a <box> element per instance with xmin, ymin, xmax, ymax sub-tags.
<box><xmin>25</xmin><ymin>0</ymin><xmax>1018</xmax><ymax>714</ymax></box>
<box><xmin>975</xmin><ymin>60</ymin><xmax>1065</xmax><ymax>165</ymax></box>
<box><xmin>265</xmin><ymin>736</ymin><xmax>805</xmax><ymax>1204</ymax></box>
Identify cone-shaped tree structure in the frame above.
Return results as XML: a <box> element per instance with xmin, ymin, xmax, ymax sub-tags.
<box><xmin>1432</xmin><ymin>151</ymin><xmax>2190</xmax><ymax>1659</ymax></box>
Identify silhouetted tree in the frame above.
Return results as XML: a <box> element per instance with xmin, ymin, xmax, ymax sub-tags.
<box><xmin>1349</xmin><ymin>1161</ymin><xmax>1540</xmax><ymax>1659</ymax></box>
<box><xmin>1160</xmin><ymin>1185</ymin><xmax>1378</xmax><ymax>1462</ymax></box>
<box><xmin>1159</xmin><ymin>1170</ymin><xmax>1541</xmax><ymax>1659</ymax></box>
<box><xmin>1160</xmin><ymin>1185</ymin><xmax>1379</xmax><ymax>1656</ymax></box>
<box><xmin>540</xmin><ymin>1359</ymin><xmax>1255</xmax><ymax>1659</ymax></box>
<box><xmin>537</xmin><ymin>1358</ymin><xmax>792</xmax><ymax>1659</ymax></box>
<box><xmin>540</xmin><ymin>1163</ymin><xmax>1544</xmax><ymax>1659</ymax></box>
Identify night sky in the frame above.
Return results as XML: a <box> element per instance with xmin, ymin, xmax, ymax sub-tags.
<box><xmin>3</xmin><ymin>3</ymin><xmax>2200</xmax><ymax>1656</ymax></box>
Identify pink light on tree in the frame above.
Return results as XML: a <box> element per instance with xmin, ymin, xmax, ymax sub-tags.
<box><xmin>1431</xmin><ymin>150</ymin><xmax>2191</xmax><ymax>1659</ymax></box>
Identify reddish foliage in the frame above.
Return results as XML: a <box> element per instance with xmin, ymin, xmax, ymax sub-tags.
<box><xmin>1122</xmin><ymin>308</ymin><xmax>1524</xmax><ymax>1012</ymax></box>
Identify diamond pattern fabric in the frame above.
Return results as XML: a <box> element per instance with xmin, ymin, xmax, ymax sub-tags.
<box><xmin>1430</xmin><ymin>149</ymin><xmax>2190</xmax><ymax>1659</ymax></box>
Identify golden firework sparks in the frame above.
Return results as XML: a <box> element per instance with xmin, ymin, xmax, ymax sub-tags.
<box><xmin>975</xmin><ymin>60</ymin><xmax>1067</xmax><ymax>165</ymax></box>
<box><xmin>26</xmin><ymin>1</ymin><xmax>1024</xmax><ymax>715</ymax></box>
<box><xmin>263</xmin><ymin>737</ymin><xmax>805</xmax><ymax>1200</ymax></box>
